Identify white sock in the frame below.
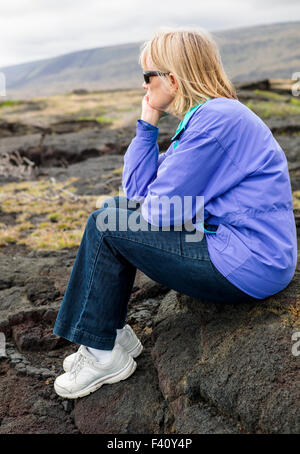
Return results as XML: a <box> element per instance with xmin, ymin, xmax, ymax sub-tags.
<box><xmin>117</xmin><ymin>327</ymin><xmax>125</xmax><ymax>336</ymax></box>
<box><xmin>87</xmin><ymin>327</ymin><xmax>125</xmax><ymax>362</ymax></box>
<box><xmin>87</xmin><ymin>347</ymin><xmax>113</xmax><ymax>363</ymax></box>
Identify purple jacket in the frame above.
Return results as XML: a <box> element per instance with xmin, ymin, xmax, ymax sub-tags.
<box><xmin>122</xmin><ymin>97</ymin><xmax>297</xmax><ymax>299</ymax></box>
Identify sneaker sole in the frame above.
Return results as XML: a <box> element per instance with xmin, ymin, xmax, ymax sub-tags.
<box><xmin>127</xmin><ymin>340</ymin><xmax>143</xmax><ymax>359</ymax></box>
<box><xmin>54</xmin><ymin>357</ymin><xmax>137</xmax><ymax>399</ymax></box>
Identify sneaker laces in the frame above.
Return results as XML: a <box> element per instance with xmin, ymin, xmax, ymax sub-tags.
<box><xmin>69</xmin><ymin>348</ymin><xmax>86</xmax><ymax>381</ymax></box>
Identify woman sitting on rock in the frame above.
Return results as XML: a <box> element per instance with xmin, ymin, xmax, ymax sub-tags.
<box><xmin>53</xmin><ymin>27</ymin><xmax>297</xmax><ymax>399</ymax></box>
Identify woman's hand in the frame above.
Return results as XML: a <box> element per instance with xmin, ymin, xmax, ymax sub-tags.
<box><xmin>141</xmin><ymin>94</ymin><xmax>165</xmax><ymax>127</ymax></box>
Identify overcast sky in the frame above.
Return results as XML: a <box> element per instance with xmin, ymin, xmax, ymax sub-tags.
<box><xmin>0</xmin><ymin>0</ymin><xmax>300</xmax><ymax>68</ymax></box>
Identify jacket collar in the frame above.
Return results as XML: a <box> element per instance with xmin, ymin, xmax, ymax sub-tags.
<box><xmin>171</xmin><ymin>98</ymin><xmax>210</xmax><ymax>142</ymax></box>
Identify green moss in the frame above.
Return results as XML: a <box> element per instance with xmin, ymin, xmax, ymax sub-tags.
<box><xmin>16</xmin><ymin>222</ymin><xmax>34</xmax><ymax>231</ymax></box>
<box><xmin>38</xmin><ymin>242</ymin><xmax>48</xmax><ymax>248</ymax></box>
<box><xmin>38</xmin><ymin>222</ymin><xmax>52</xmax><ymax>228</ymax></box>
<box><xmin>246</xmin><ymin>100</ymin><xmax>300</xmax><ymax>118</ymax></box>
<box><xmin>78</xmin><ymin>116</ymin><xmax>94</xmax><ymax>121</ymax></box>
<box><xmin>293</xmin><ymin>191</ymin><xmax>300</xmax><ymax>209</ymax></box>
<box><xmin>0</xmin><ymin>100</ymin><xmax>24</xmax><ymax>108</ymax></box>
<box><xmin>66</xmin><ymin>186</ymin><xmax>77</xmax><ymax>193</ymax></box>
<box><xmin>3</xmin><ymin>236</ymin><xmax>17</xmax><ymax>243</ymax></box>
<box><xmin>57</xmin><ymin>223</ymin><xmax>72</xmax><ymax>230</ymax></box>
<box><xmin>253</xmin><ymin>90</ymin><xmax>287</xmax><ymax>101</ymax></box>
<box><xmin>47</xmin><ymin>212</ymin><xmax>62</xmax><ymax>222</ymax></box>
<box><xmin>78</xmin><ymin>115</ymin><xmax>114</xmax><ymax>124</ymax></box>
<box><xmin>64</xmin><ymin>215</ymin><xmax>75</xmax><ymax>222</ymax></box>
<box><xmin>290</xmin><ymin>97</ymin><xmax>300</xmax><ymax>107</ymax></box>
<box><xmin>112</xmin><ymin>166</ymin><xmax>123</xmax><ymax>176</ymax></box>
<box><xmin>96</xmin><ymin>116</ymin><xmax>114</xmax><ymax>124</ymax></box>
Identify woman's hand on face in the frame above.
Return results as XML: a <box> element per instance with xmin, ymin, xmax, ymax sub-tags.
<box><xmin>141</xmin><ymin>94</ymin><xmax>165</xmax><ymax>127</ymax></box>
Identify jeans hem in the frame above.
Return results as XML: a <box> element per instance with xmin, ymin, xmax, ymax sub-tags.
<box><xmin>53</xmin><ymin>320</ymin><xmax>116</xmax><ymax>350</ymax></box>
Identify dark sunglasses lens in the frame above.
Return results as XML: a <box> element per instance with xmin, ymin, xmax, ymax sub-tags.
<box><xmin>144</xmin><ymin>74</ymin><xmax>150</xmax><ymax>84</ymax></box>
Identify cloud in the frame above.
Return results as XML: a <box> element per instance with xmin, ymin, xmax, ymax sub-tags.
<box><xmin>0</xmin><ymin>0</ymin><xmax>299</xmax><ymax>67</ymax></box>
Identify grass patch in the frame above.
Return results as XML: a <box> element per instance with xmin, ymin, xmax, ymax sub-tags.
<box><xmin>0</xmin><ymin>100</ymin><xmax>24</xmax><ymax>108</ymax></box>
<box><xmin>47</xmin><ymin>212</ymin><xmax>63</xmax><ymax>222</ymax></box>
<box><xmin>77</xmin><ymin>116</ymin><xmax>99</xmax><ymax>122</ymax></box>
<box><xmin>15</xmin><ymin>221</ymin><xmax>35</xmax><ymax>231</ymax></box>
<box><xmin>77</xmin><ymin>116</ymin><xmax>94</xmax><ymax>121</ymax></box>
<box><xmin>290</xmin><ymin>97</ymin><xmax>300</xmax><ymax>107</ymax></box>
<box><xmin>275</xmin><ymin>130</ymin><xmax>300</xmax><ymax>136</ymax></box>
<box><xmin>111</xmin><ymin>166</ymin><xmax>123</xmax><ymax>176</ymax></box>
<box><xmin>0</xmin><ymin>177</ymin><xmax>113</xmax><ymax>250</ymax></box>
<box><xmin>253</xmin><ymin>90</ymin><xmax>287</xmax><ymax>102</ymax></box>
<box><xmin>0</xmin><ymin>227</ymin><xmax>20</xmax><ymax>246</ymax></box>
<box><xmin>101</xmin><ymin>165</ymin><xmax>124</xmax><ymax>179</ymax></box>
<box><xmin>96</xmin><ymin>115</ymin><xmax>114</xmax><ymax>124</ymax></box>
<box><xmin>78</xmin><ymin>115</ymin><xmax>114</xmax><ymax>124</ymax></box>
<box><xmin>292</xmin><ymin>191</ymin><xmax>300</xmax><ymax>209</ymax></box>
<box><xmin>246</xmin><ymin>100</ymin><xmax>300</xmax><ymax>117</ymax></box>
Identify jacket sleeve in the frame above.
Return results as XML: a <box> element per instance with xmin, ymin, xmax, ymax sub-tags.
<box><xmin>140</xmin><ymin>130</ymin><xmax>245</xmax><ymax>227</ymax></box>
<box><xmin>122</xmin><ymin>119</ymin><xmax>169</xmax><ymax>201</ymax></box>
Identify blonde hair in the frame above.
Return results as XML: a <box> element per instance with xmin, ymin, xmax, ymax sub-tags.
<box><xmin>139</xmin><ymin>26</ymin><xmax>238</xmax><ymax>117</ymax></box>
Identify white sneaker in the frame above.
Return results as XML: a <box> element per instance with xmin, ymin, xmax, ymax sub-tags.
<box><xmin>62</xmin><ymin>324</ymin><xmax>143</xmax><ymax>373</ymax></box>
<box><xmin>54</xmin><ymin>343</ymin><xmax>137</xmax><ymax>399</ymax></box>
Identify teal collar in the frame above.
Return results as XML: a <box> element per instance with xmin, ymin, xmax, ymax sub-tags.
<box><xmin>171</xmin><ymin>98</ymin><xmax>210</xmax><ymax>143</ymax></box>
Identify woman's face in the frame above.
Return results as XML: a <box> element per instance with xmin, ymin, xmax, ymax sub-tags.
<box><xmin>142</xmin><ymin>57</ymin><xmax>178</xmax><ymax>113</ymax></box>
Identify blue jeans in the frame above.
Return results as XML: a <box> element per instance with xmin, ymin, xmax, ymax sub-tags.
<box><xmin>53</xmin><ymin>196</ymin><xmax>257</xmax><ymax>350</ymax></box>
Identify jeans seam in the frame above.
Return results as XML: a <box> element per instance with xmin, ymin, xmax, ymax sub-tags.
<box><xmin>103</xmin><ymin>232</ymin><xmax>210</xmax><ymax>261</ymax></box>
<box><xmin>55</xmin><ymin>321</ymin><xmax>115</xmax><ymax>344</ymax></box>
<box><xmin>74</xmin><ymin>233</ymin><xmax>104</xmax><ymax>333</ymax></box>
<box><xmin>72</xmin><ymin>327</ymin><xmax>115</xmax><ymax>343</ymax></box>
<box><xmin>87</xmin><ymin>236</ymin><xmax>102</xmax><ymax>290</ymax></box>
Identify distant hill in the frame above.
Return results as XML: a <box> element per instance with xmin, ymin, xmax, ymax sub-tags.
<box><xmin>1</xmin><ymin>21</ymin><xmax>299</xmax><ymax>100</ymax></box>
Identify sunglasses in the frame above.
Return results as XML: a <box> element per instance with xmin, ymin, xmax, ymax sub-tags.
<box><xmin>143</xmin><ymin>71</ymin><xmax>170</xmax><ymax>84</ymax></box>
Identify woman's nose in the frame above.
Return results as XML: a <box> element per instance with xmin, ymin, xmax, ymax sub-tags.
<box><xmin>142</xmin><ymin>81</ymin><xmax>148</xmax><ymax>90</ymax></box>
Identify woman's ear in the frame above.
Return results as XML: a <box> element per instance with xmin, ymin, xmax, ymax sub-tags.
<box><xmin>169</xmin><ymin>73</ymin><xmax>178</xmax><ymax>92</ymax></box>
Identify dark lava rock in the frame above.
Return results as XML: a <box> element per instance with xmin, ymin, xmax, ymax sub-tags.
<box><xmin>74</xmin><ymin>351</ymin><xmax>165</xmax><ymax>434</ymax></box>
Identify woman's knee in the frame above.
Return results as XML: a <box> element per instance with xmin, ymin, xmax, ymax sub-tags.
<box><xmin>100</xmin><ymin>195</ymin><xmax>141</xmax><ymax>212</ymax></box>
<box><xmin>98</xmin><ymin>195</ymin><xmax>129</xmax><ymax>211</ymax></box>
<box><xmin>86</xmin><ymin>208</ymin><xmax>108</xmax><ymax>237</ymax></box>
<box><xmin>88</xmin><ymin>198</ymin><xmax>142</xmax><ymax>234</ymax></box>
<box><xmin>89</xmin><ymin>206</ymin><xmax>125</xmax><ymax>234</ymax></box>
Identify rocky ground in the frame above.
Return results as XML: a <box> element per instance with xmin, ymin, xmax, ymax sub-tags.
<box><xmin>0</xmin><ymin>83</ymin><xmax>299</xmax><ymax>434</ymax></box>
